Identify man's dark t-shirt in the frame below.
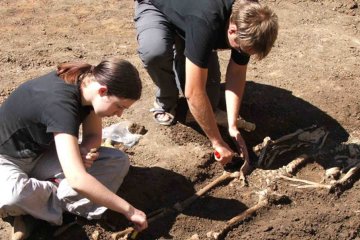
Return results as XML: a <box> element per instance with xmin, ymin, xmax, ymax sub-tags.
<box><xmin>0</xmin><ymin>72</ymin><xmax>92</xmax><ymax>159</ymax></box>
<box><xmin>150</xmin><ymin>0</ymin><xmax>250</xmax><ymax>68</ymax></box>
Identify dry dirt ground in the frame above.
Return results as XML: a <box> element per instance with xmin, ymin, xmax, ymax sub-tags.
<box><xmin>0</xmin><ymin>0</ymin><xmax>360</xmax><ymax>239</ymax></box>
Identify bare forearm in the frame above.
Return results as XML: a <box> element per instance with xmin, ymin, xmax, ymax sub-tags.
<box><xmin>225</xmin><ymin>62</ymin><xmax>247</xmax><ymax>129</ymax></box>
<box><xmin>225</xmin><ymin>90</ymin><xmax>241</xmax><ymax>129</ymax></box>
<box><xmin>72</xmin><ymin>172</ymin><xmax>134</xmax><ymax>218</ymax></box>
<box><xmin>187</xmin><ymin>92</ymin><xmax>224</xmax><ymax>146</ymax></box>
<box><xmin>184</xmin><ymin>58</ymin><xmax>234</xmax><ymax>164</ymax></box>
<box><xmin>185</xmin><ymin>59</ymin><xmax>225</xmax><ymax>146</ymax></box>
<box><xmin>54</xmin><ymin>133</ymin><xmax>147</xmax><ymax>230</ymax></box>
<box><xmin>81</xmin><ymin>111</ymin><xmax>103</xmax><ymax>149</ymax></box>
<box><xmin>80</xmin><ymin>133</ymin><xmax>102</xmax><ymax>150</ymax></box>
<box><xmin>55</xmin><ymin>133</ymin><xmax>131</xmax><ymax>217</ymax></box>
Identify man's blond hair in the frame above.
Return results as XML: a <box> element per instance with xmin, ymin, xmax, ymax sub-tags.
<box><xmin>231</xmin><ymin>0</ymin><xmax>278</xmax><ymax>60</ymax></box>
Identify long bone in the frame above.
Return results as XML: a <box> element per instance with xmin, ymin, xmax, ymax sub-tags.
<box><xmin>330</xmin><ymin>161</ymin><xmax>360</xmax><ymax>193</ymax></box>
<box><xmin>279</xmin><ymin>159</ymin><xmax>360</xmax><ymax>193</ymax></box>
<box><xmin>111</xmin><ymin>171</ymin><xmax>240</xmax><ymax>239</ymax></box>
<box><xmin>111</xmin><ymin>207</ymin><xmax>175</xmax><ymax>240</ymax></box>
<box><xmin>205</xmin><ymin>154</ymin><xmax>310</xmax><ymax>239</ymax></box>
<box><xmin>174</xmin><ymin>171</ymin><xmax>240</xmax><ymax>212</ymax></box>
<box><xmin>208</xmin><ymin>189</ymin><xmax>289</xmax><ymax>239</ymax></box>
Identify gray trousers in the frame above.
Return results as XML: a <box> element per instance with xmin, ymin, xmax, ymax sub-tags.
<box><xmin>134</xmin><ymin>0</ymin><xmax>221</xmax><ymax>112</ymax></box>
<box><xmin>0</xmin><ymin>146</ymin><xmax>130</xmax><ymax>225</ymax></box>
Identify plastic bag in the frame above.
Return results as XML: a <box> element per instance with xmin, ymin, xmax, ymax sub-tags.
<box><xmin>102</xmin><ymin>121</ymin><xmax>142</xmax><ymax>147</ymax></box>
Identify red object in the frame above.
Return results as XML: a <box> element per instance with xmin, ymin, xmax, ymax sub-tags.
<box><xmin>47</xmin><ymin>177</ymin><xmax>62</xmax><ymax>186</ymax></box>
<box><xmin>214</xmin><ymin>151</ymin><xmax>221</xmax><ymax>159</ymax></box>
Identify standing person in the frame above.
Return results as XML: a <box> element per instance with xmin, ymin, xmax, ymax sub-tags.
<box><xmin>134</xmin><ymin>0</ymin><xmax>278</xmax><ymax>167</ymax></box>
<box><xmin>0</xmin><ymin>58</ymin><xmax>148</xmax><ymax>240</ymax></box>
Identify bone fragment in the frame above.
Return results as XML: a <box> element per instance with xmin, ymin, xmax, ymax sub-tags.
<box><xmin>102</xmin><ymin>138</ymin><xmax>114</xmax><ymax>148</ymax></box>
<box><xmin>111</xmin><ymin>207</ymin><xmax>175</xmax><ymax>240</ymax></box>
<box><xmin>174</xmin><ymin>171</ymin><xmax>239</xmax><ymax>212</ymax></box>
<box><xmin>279</xmin><ymin>159</ymin><xmax>360</xmax><ymax>193</ymax></box>
<box><xmin>253</xmin><ymin>137</ymin><xmax>272</xmax><ymax>156</ymax></box>
<box><xmin>210</xmin><ymin>189</ymin><xmax>277</xmax><ymax>239</ymax></box>
<box><xmin>335</xmin><ymin>162</ymin><xmax>360</xmax><ymax>186</ymax></box>
<box><xmin>279</xmin><ymin>175</ymin><xmax>332</xmax><ymax>189</ymax></box>
<box><xmin>187</xmin><ymin>234</ymin><xmax>200</xmax><ymax>240</ymax></box>
<box><xmin>325</xmin><ymin>167</ymin><xmax>341</xmax><ymax>180</ymax></box>
<box><xmin>282</xmin><ymin>154</ymin><xmax>310</xmax><ymax>175</ymax></box>
<box><xmin>237</xmin><ymin>119</ymin><xmax>256</xmax><ymax>132</ymax></box>
<box><xmin>111</xmin><ymin>227</ymin><xmax>133</xmax><ymax>240</ymax></box>
<box><xmin>238</xmin><ymin>161</ymin><xmax>252</xmax><ymax>187</ymax></box>
<box><xmin>92</xmin><ymin>230</ymin><xmax>99</xmax><ymax>240</ymax></box>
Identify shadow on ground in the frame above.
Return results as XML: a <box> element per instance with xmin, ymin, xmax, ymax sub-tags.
<box><xmin>106</xmin><ymin>166</ymin><xmax>247</xmax><ymax>239</ymax></box>
<box><xmin>178</xmin><ymin>81</ymin><xmax>349</xmax><ymax>168</ymax></box>
<box><xmin>26</xmin><ymin>165</ymin><xmax>248</xmax><ymax>240</ymax></box>
<box><xmin>238</xmin><ymin>81</ymin><xmax>348</xmax><ymax>145</ymax></box>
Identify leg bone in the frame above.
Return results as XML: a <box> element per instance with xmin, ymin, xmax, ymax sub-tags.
<box><xmin>174</xmin><ymin>171</ymin><xmax>239</xmax><ymax>212</ymax></box>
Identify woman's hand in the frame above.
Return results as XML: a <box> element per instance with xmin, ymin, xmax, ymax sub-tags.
<box><xmin>80</xmin><ymin>147</ymin><xmax>99</xmax><ymax>169</ymax></box>
<box><xmin>126</xmin><ymin>206</ymin><xmax>148</xmax><ymax>231</ymax></box>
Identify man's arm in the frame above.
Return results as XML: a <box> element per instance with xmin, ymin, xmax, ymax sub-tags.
<box><xmin>225</xmin><ymin>59</ymin><xmax>247</xmax><ymax>129</ymax></box>
<box><xmin>225</xmin><ymin>59</ymin><xmax>250</xmax><ymax>165</ymax></box>
<box><xmin>184</xmin><ymin>58</ymin><xmax>233</xmax><ymax>165</ymax></box>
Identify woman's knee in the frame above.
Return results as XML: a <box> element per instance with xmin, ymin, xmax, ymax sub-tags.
<box><xmin>97</xmin><ymin>147</ymin><xmax>130</xmax><ymax>175</ymax></box>
<box><xmin>113</xmin><ymin>151</ymin><xmax>130</xmax><ymax>175</ymax></box>
<box><xmin>0</xmin><ymin>180</ymin><xmax>29</xmax><ymax>208</ymax></box>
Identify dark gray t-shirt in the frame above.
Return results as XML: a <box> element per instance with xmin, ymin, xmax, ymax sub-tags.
<box><xmin>0</xmin><ymin>72</ymin><xmax>92</xmax><ymax>159</ymax></box>
<box><xmin>150</xmin><ymin>0</ymin><xmax>250</xmax><ymax>68</ymax></box>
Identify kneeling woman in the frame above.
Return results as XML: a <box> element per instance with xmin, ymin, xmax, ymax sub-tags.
<box><xmin>0</xmin><ymin>58</ymin><xmax>148</xmax><ymax>238</ymax></box>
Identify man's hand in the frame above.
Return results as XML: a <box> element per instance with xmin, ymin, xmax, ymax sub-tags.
<box><xmin>213</xmin><ymin>142</ymin><xmax>234</xmax><ymax>165</ymax></box>
<box><xmin>229</xmin><ymin>127</ymin><xmax>252</xmax><ymax>186</ymax></box>
<box><xmin>229</xmin><ymin>127</ymin><xmax>250</xmax><ymax>165</ymax></box>
<box><xmin>80</xmin><ymin>147</ymin><xmax>99</xmax><ymax>169</ymax></box>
